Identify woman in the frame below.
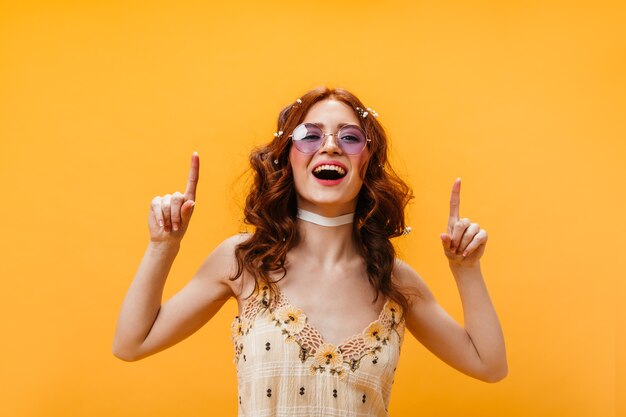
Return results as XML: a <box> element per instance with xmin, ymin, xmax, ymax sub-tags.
<box><xmin>112</xmin><ymin>87</ymin><xmax>507</xmax><ymax>416</ymax></box>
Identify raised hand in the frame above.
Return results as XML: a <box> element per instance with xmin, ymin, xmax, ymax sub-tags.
<box><xmin>148</xmin><ymin>152</ymin><xmax>199</xmax><ymax>244</ymax></box>
<box><xmin>439</xmin><ymin>178</ymin><xmax>488</xmax><ymax>267</ymax></box>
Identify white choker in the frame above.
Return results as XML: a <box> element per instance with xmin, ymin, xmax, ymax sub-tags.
<box><xmin>296</xmin><ymin>209</ymin><xmax>355</xmax><ymax>227</ymax></box>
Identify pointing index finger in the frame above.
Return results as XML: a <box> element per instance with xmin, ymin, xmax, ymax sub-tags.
<box><xmin>447</xmin><ymin>177</ymin><xmax>461</xmax><ymax>231</ymax></box>
<box><xmin>184</xmin><ymin>151</ymin><xmax>199</xmax><ymax>201</ymax></box>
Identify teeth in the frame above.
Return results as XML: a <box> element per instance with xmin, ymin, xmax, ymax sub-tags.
<box><xmin>313</xmin><ymin>165</ymin><xmax>346</xmax><ymax>175</ymax></box>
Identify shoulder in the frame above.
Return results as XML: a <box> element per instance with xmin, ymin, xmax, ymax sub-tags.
<box><xmin>212</xmin><ymin>232</ymin><xmax>251</xmax><ymax>257</ymax></box>
<box><xmin>392</xmin><ymin>258</ymin><xmax>435</xmax><ymax>305</ymax></box>
<box><xmin>204</xmin><ymin>232</ymin><xmax>252</xmax><ymax>271</ymax></box>
<box><xmin>195</xmin><ymin>233</ymin><xmax>252</xmax><ymax>295</ymax></box>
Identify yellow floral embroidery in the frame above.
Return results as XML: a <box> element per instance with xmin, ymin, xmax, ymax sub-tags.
<box><xmin>385</xmin><ymin>300</ymin><xmax>401</xmax><ymax>324</ymax></box>
<box><xmin>309</xmin><ymin>344</ymin><xmax>347</xmax><ymax>379</ymax></box>
<box><xmin>314</xmin><ymin>343</ymin><xmax>344</xmax><ymax>368</ymax></box>
<box><xmin>362</xmin><ymin>321</ymin><xmax>390</xmax><ymax>347</ymax></box>
<box><xmin>232</xmin><ymin>291</ymin><xmax>404</xmax><ymax>375</ymax></box>
<box><xmin>368</xmin><ymin>344</ymin><xmax>383</xmax><ymax>358</ymax></box>
<box><xmin>308</xmin><ymin>364</ymin><xmax>321</xmax><ymax>376</ymax></box>
<box><xmin>274</xmin><ymin>305</ymin><xmax>307</xmax><ymax>334</ymax></box>
<box><xmin>231</xmin><ymin>316</ymin><xmax>247</xmax><ymax>364</ymax></box>
<box><xmin>230</xmin><ymin>316</ymin><xmax>250</xmax><ymax>342</ymax></box>
<box><xmin>309</xmin><ymin>363</ymin><xmax>347</xmax><ymax>379</ymax></box>
<box><xmin>330</xmin><ymin>366</ymin><xmax>347</xmax><ymax>380</ymax></box>
<box><xmin>260</xmin><ymin>286</ymin><xmax>271</xmax><ymax>306</ymax></box>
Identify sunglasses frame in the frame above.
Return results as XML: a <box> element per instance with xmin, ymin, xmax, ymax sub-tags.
<box><xmin>288</xmin><ymin>123</ymin><xmax>371</xmax><ymax>155</ymax></box>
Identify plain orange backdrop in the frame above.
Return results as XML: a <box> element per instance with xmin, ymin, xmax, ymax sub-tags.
<box><xmin>0</xmin><ymin>1</ymin><xmax>624</xmax><ymax>416</ymax></box>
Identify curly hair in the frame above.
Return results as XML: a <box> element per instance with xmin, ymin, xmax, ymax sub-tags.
<box><xmin>231</xmin><ymin>86</ymin><xmax>414</xmax><ymax>319</ymax></box>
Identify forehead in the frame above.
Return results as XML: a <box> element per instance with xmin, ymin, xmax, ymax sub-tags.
<box><xmin>302</xmin><ymin>99</ymin><xmax>361</xmax><ymax>127</ymax></box>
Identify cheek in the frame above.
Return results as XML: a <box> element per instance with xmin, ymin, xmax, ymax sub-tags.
<box><xmin>289</xmin><ymin>148</ymin><xmax>309</xmax><ymax>186</ymax></box>
<box><xmin>289</xmin><ymin>146</ymin><xmax>308</xmax><ymax>168</ymax></box>
<box><xmin>350</xmin><ymin>152</ymin><xmax>371</xmax><ymax>180</ymax></box>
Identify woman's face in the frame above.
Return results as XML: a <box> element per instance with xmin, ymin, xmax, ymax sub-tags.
<box><xmin>289</xmin><ymin>99</ymin><xmax>371</xmax><ymax>215</ymax></box>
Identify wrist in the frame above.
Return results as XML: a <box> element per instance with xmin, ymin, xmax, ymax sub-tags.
<box><xmin>449</xmin><ymin>260</ymin><xmax>482</xmax><ymax>275</ymax></box>
<box><xmin>148</xmin><ymin>240</ymin><xmax>181</xmax><ymax>255</ymax></box>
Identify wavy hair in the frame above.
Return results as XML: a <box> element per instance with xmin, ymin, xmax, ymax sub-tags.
<box><xmin>231</xmin><ymin>87</ymin><xmax>414</xmax><ymax>318</ymax></box>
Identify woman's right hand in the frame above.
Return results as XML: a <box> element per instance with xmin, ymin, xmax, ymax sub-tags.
<box><xmin>148</xmin><ymin>152</ymin><xmax>199</xmax><ymax>244</ymax></box>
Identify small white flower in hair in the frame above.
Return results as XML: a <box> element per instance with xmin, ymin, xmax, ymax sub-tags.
<box><xmin>356</xmin><ymin>106</ymin><xmax>377</xmax><ymax>119</ymax></box>
<box><xmin>274</xmin><ymin>131</ymin><xmax>283</xmax><ymax>137</ymax></box>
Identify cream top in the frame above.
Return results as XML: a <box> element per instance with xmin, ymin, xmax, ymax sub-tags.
<box><xmin>230</xmin><ymin>285</ymin><xmax>405</xmax><ymax>417</ymax></box>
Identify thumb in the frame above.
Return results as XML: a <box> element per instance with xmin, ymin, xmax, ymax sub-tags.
<box><xmin>440</xmin><ymin>233</ymin><xmax>452</xmax><ymax>251</ymax></box>
<box><xmin>181</xmin><ymin>200</ymin><xmax>196</xmax><ymax>225</ymax></box>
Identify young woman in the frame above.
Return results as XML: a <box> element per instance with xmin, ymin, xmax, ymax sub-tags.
<box><xmin>113</xmin><ymin>87</ymin><xmax>507</xmax><ymax>416</ymax></box>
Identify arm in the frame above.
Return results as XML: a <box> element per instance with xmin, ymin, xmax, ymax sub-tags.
<box><xmin>111</xmin><ymin>241</ymin><xmax>179</xmax><ymax>361</ymax></box>
<box><xmin>395</xmin><ymin>260</ymin><xmax>507</xmax><ymax>382</ymax></box>
<box><xmin>397</xmin><ymin>178</ymin><xmax>507</xmax><ymax>382</ymax></box>
<box><xmin>112</xmin><ymin>152</ymin><xmax>241</xmax><ymax>361</ymax></box>
<box><xmin>449</xmin><ymin>262</ymin><xmax>507</xmax><ymax>380</ymax></box>
<box><xmin>112</xmin><ymin>237</ymin><xmax>240</xmax><ymax>361</ymax></box>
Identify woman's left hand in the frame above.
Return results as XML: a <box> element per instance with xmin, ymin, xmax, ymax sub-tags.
<box><xmin>440</xmin><ymin>178</ymin><xmax>488</xmax><ymax>268</ymax></box>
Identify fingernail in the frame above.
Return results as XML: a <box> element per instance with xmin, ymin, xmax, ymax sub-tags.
<box><xmin>462</xmin><ymin>251</ymin><xmax>467</xmax><ymax>257</ymax></box>
<box><xmin>173</xmin><ymin>224</ymin><xmax>179</xmax><ymax>231</ymax></box>
<box><xmin>159</xmin><ymin>220</ymin><xmax>164</xmax><ymax>227</ymax></box>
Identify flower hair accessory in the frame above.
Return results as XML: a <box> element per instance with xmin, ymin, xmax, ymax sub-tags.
<box><xmin>274</xmin><ymin>131</ymin><xmax>283</xmax><ymax>138</ymax></box>
<box><xmin>355</xmin><ymin>106</ymin><xmax>379</xmax><ymax>119</ymax></box>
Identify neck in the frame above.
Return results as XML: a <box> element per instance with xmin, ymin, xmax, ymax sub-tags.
<box><xmin>291</xmin><ymin>209</ymin><xmax>359</xmax><ymax>267</ymax></box>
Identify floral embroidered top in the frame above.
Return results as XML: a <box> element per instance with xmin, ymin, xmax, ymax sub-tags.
<box><xmin>230</xmin><ymin>285</ymin><xmax>405</xmax><ymax>417</ymax></box>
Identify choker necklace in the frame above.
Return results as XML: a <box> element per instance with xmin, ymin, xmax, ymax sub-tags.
<box><xmin>297</xmin><ymin>208</ymin><xmax>355</xmax><ymax>227</ymax></box>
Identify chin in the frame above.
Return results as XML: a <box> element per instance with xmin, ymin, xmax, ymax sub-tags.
<box><xmin>297</xmin><ymin>194</ymin><xmax>359</xmax><ymax>212</ymax></box>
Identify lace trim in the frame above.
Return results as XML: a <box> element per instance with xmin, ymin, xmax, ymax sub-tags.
<box><xmin>231</xmin><ymin>286</ymin><xmax>404</xmax><ymax>376</ymax></box>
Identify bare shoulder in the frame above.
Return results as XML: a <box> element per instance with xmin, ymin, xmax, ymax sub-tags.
<box><xmin>210</xmin><ymin>233</ymin><xmax>251</xmax><ymax>259</ymax></box>
<box><xmin>194</xmin><ymin>233</ymin><xmax>252</xmax><ymax>299</ymax></box>
<box><xmin>392</xmin><ymin>258</ymin><xmax>436</xmax><ymax>305</ymax></box>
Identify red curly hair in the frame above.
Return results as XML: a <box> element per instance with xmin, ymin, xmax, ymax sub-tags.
<box><xmin>231</xmin><ymin>87</ymin><xmax>414</xmax><ymax>317</ymax></box>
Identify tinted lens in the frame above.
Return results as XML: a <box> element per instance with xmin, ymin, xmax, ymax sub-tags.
<box><xmin>338</xmin><ymin>125</ymin><xmax>367</xmax><ymax>154</ymax></box>
<box><xmin>292</xmin><ymin>123</ymin><xmax>323</xmax><ymax>153</ymax></box>
<box><xmin>291</xmin><ymin>123</ymin><xmax>368</xmax><ymax>154</ymax></box>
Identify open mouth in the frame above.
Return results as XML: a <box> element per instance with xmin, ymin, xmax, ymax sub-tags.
<box><xmin>312</xmin><ymin>164</ymin><xmax>347</xmax><ymax>180</ymax></box>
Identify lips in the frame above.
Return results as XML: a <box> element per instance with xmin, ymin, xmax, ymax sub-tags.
<box><xmin>311</xmin><ymin>162</ymin><xmax>348</xmax><ymax>181</ymax></box>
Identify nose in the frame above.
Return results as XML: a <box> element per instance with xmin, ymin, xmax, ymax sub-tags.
<box><xmin>319</xmin><ymin>133</ymin><xmax>342</xmax><ymax>154</ymax></box>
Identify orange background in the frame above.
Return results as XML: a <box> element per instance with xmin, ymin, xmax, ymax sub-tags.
<box><xmin>1</xmin><ymin>1</ymin><xmax>624</xmax><ymax>416</ymax></box>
